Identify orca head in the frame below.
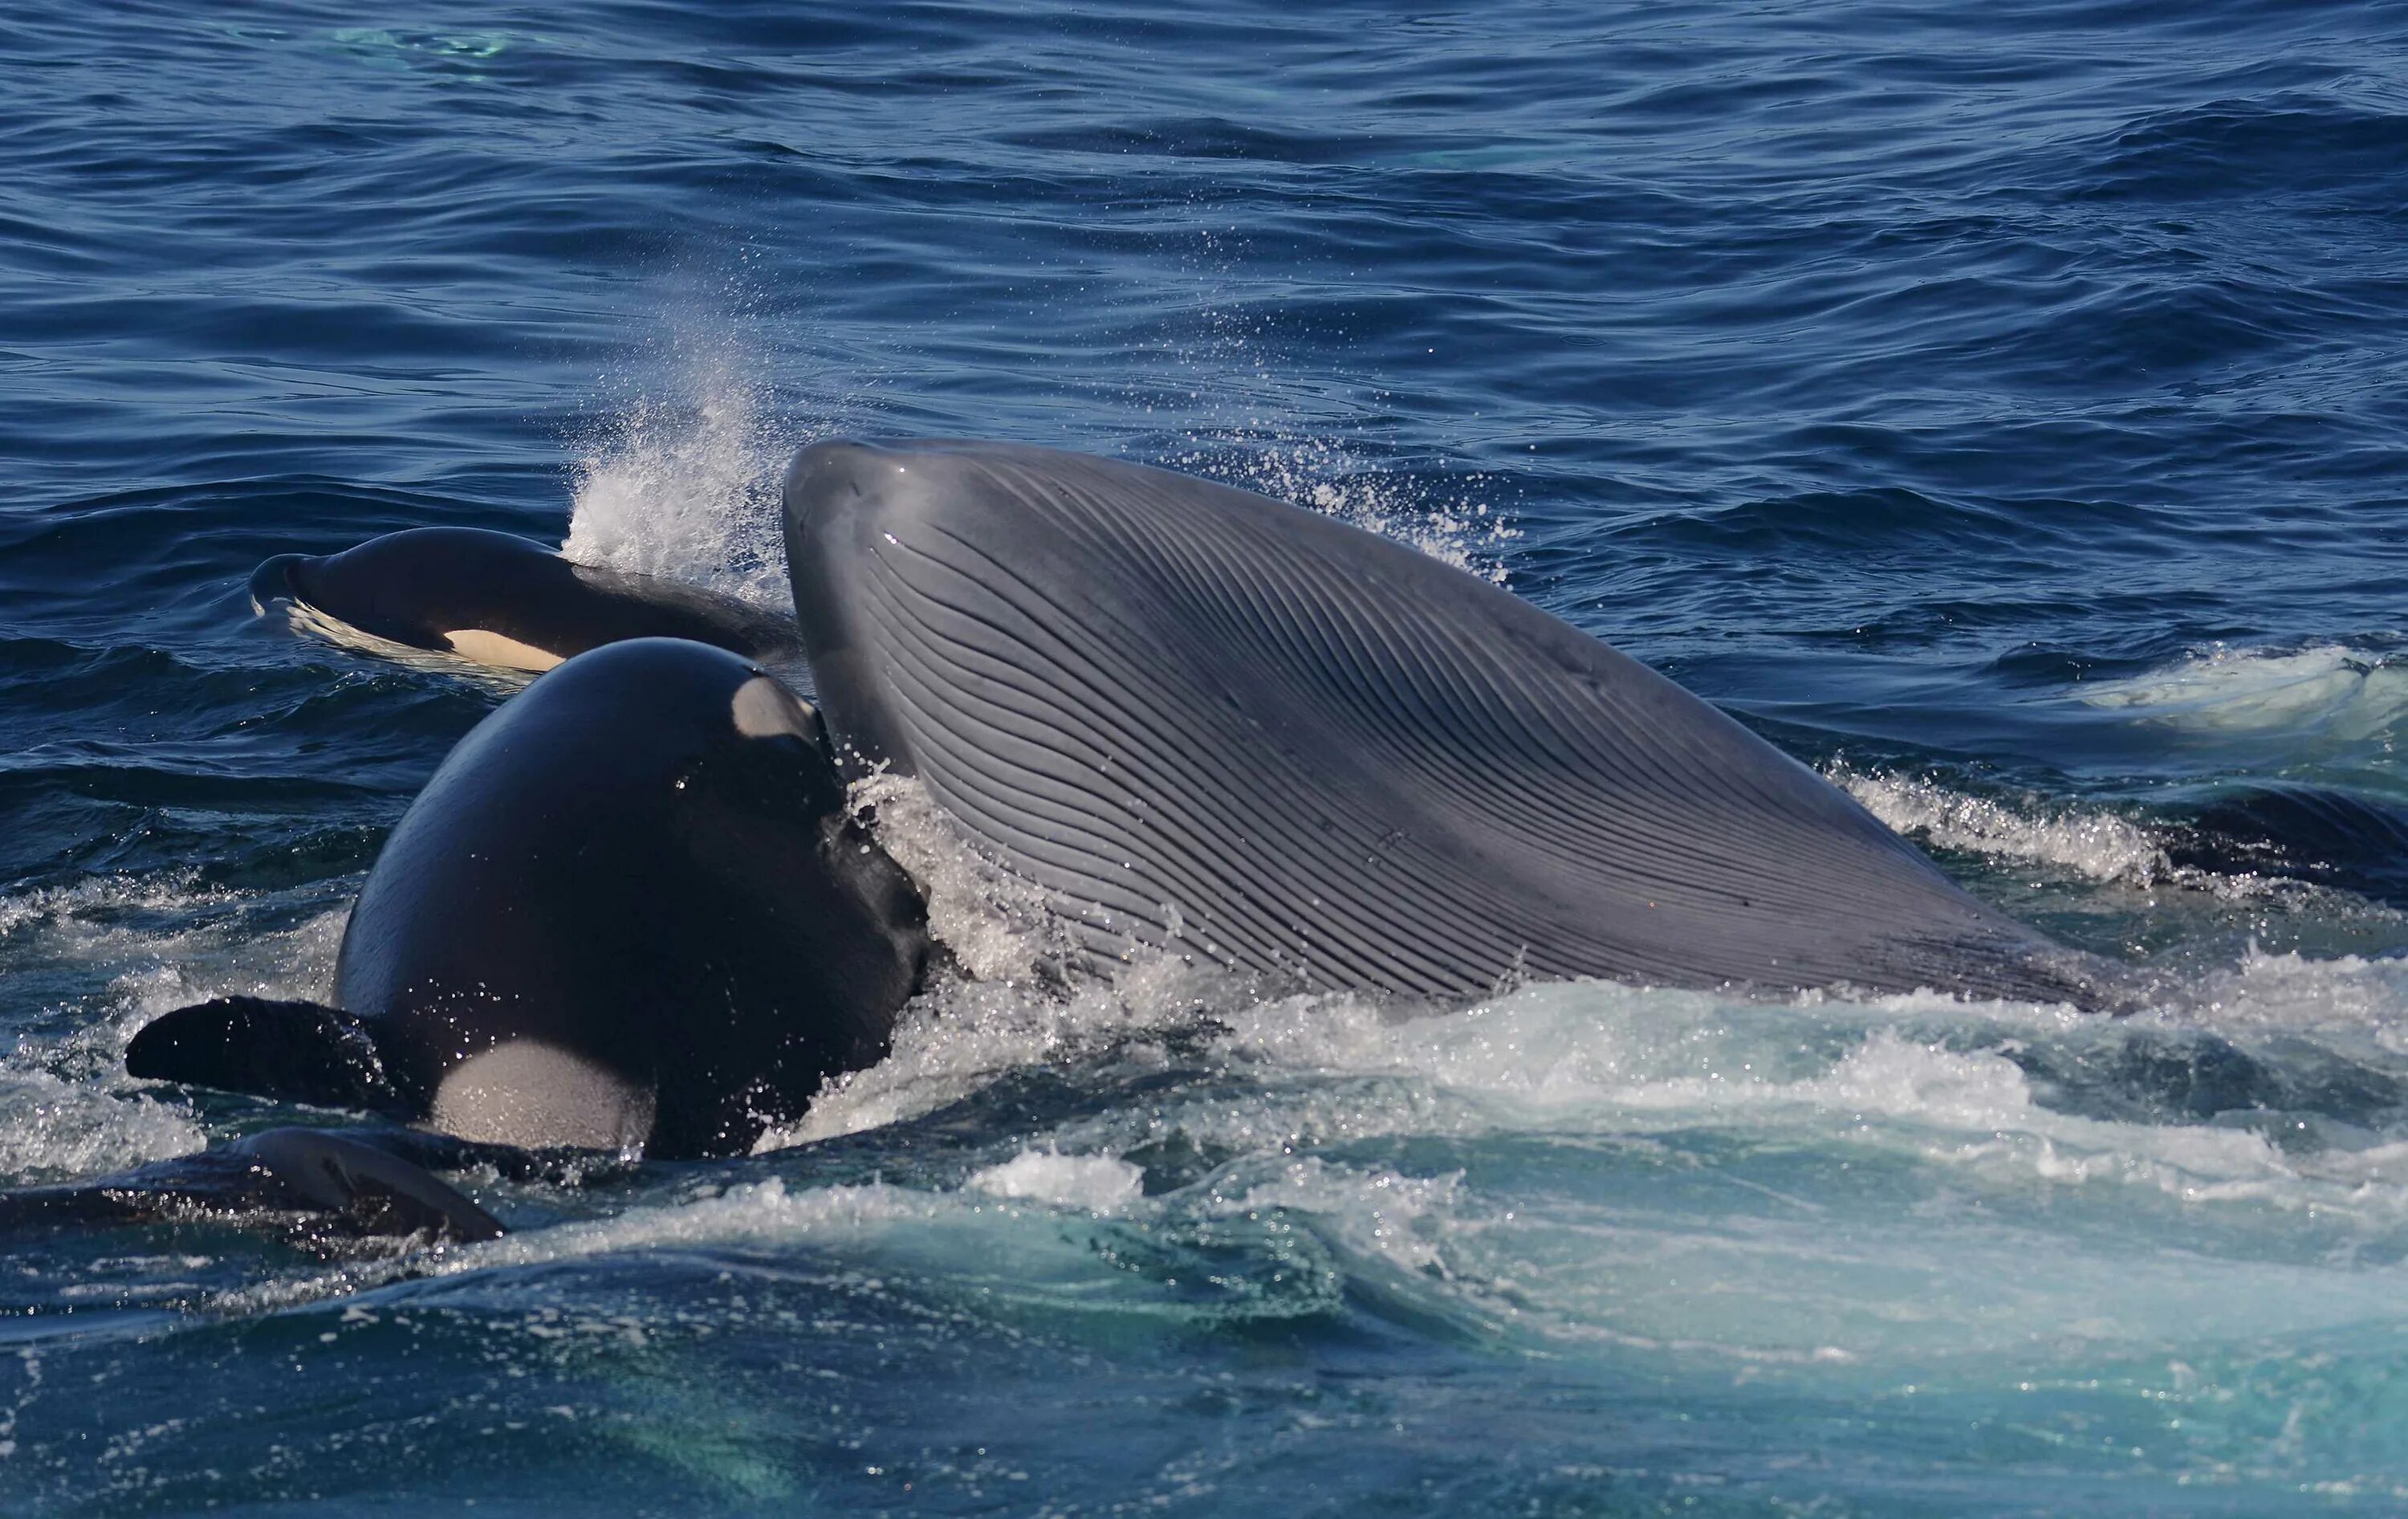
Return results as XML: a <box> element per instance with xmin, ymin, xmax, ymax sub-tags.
<box><xmin>334</xmin><ymin>638</ymin><xmax>915</xmax><ymax>1159</ymax></box>
<box><xmin>246</xmin><ymin>527</ymin><xmax>569</xmax><ymax>656</ymax></box>
<box><xmin>248</xmin><ymin>552</ymin><xmax>309</xmax><ymax>616</ymax></box>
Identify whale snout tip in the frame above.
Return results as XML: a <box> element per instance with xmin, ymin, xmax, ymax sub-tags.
<box><xmin>783</xmin><ymin>439</ymin><xmax>886</xmax><ymax>501</ymax></box>
<box><xmin>246</xmin><ymin>553</ymin><xmax>308</xmax><ymax>617</ymax></box>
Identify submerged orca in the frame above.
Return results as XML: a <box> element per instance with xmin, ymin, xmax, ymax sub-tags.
<box><xmin>251</xmin><ymin>526</ymin><xmax>802</xmax><ymax>673</ymax></box>
<box><xmin>783</xmin><ymin>439</ymin><xmax>2121</xmax><ymax>1007</ymax></box>
<box><xmin>128</xmin><ymin>637</ymin><xmax>932</xmax><ymax>1159</ymax></box>
<box><xmin>0</xmin><ymin>1127</ymin><xmax>504</xmax><ymax>1246</ymax></box>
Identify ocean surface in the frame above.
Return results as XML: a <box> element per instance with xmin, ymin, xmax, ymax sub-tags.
<box><xmin>4</xmin><ymin>1</ymin><xmax>2408</xmax><ymax>1512</ymax></box>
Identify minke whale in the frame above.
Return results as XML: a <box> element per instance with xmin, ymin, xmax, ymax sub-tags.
<box><xmin>128</xmin><ymin>637</ymin><xmax>932</xmax><ymax>1159</ymax></box>
<box><xmin>783</xmin><ymin>439</ymin><xmax>2121</xmax><ymax>1007</ymax></box>
<box><xmin>251</xmin><ymin>526</ymin><xmax>803</xmax><ymax>673</ymax></box>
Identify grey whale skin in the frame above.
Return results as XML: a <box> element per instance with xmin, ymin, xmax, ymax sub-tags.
<box><xmin>250</xmin><ymin>526</ymin><xmax>803</xmax><ymax>671</ymax></box>
<box><xmin>127</xmin><ymin>637</ymin><xmax>931</xmax><ymax>1159</ymax></box>
<box><xmin>784</xmin><ymin>438</ymin><xmax>2116</xmax><ymax>1007</ymax></box>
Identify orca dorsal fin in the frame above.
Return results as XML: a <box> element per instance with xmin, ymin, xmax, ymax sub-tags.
<box><xmin>125</xmin><ymin>997</ymin><xmax>417</xmax><ymax>1120</ymax></box>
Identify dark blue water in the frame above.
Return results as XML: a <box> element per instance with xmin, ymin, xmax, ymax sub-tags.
<box><xmin>7</xmin><ymin>2</ymin><xmax>2408</xmax><ymax>1512</ymax></box>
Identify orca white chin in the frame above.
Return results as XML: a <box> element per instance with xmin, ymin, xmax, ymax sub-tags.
<box><xmin>430</xmin><ymin>1040</ymin><xmax>657</xmax><ymax>1154</ymax></box>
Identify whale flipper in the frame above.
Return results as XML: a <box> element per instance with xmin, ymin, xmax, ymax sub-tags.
<box><xmin>125</xmin><ymin>996</ymin><xmax>416</xmax><ymax>1119</ymax></box>
<box><xmin>785</xmin><ymin>439</ymin><xmax>2117</xmax><ymax>1007</ymax></box>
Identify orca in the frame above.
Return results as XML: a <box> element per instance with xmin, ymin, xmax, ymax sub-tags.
<box><xmin>2169</xmin><ymin>784</ymin><xmax>2408</xmax><ymax>909</ymax></box>
<box><xmin>250</xmin><ymin>526</ymin><xmax>803</xmax><ymax>673</ymax></box>
<box><xmin>127</xmin><ymin>638</ymin><xmax>932</xmax><ymax>1158</ymax></box>
<box><xmin>0</xmin><ymin>1127</ymin><xmax>505</xmax><ymax>1246</ymax></box>
<box><xmin>783</xmin><ymin>439</ymin><xmax>2125</xmax><ymax>1008</ymax></box>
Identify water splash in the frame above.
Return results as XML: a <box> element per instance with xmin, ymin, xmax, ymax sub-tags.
<box><xmin>0</xmin><ymin>874</ymin><xmax>345</xmax><ymax>1180</ymax></box>
<box><xmin>969</xmin><ymin>1149</ymin><xmax>1145</xmax><ymax>1214</ymax></box>
<box><xmin>562</xmin><ymin>350</ymin><xmax>798</xmax><ymax>613</ymax></box>
<box><xmin>1168</xmin><ymin>434</ymin><xmax>1520</xmax><ymax>585</ymax></box>
<box><xmin>1831</xmin><ymin>765</ymin><xmax>2175</xmax><ymax>884</ymax></box>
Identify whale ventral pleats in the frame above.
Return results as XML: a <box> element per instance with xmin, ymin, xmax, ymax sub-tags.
<box><xmin>782</xmin><ymin>438</ymin><xmax>2119</xmax><ymax>1008</ymax></box>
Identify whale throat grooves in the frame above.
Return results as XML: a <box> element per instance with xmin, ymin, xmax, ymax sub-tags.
<box><xmin>784</xmin><ymin>440</ymin><xmax>2104</xmax><ymax>1006</ymax></box>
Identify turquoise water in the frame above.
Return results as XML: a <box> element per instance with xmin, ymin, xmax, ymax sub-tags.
<box><xmin>6</xmin><ymin>2</ymin><xmax>2408</xmax><ymax>1512</ymax></box>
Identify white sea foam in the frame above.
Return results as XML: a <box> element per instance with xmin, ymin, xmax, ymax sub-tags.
<box><xmin>1824</xmin><ymin>766</ymin><xmax>2394</xmax><ymax>916</ymax></box>
<box><xmin>753</xmin><ymin>968</ymin><xmax>2408</xmax><ymax>1363</ymax></box>
<box><xmin>2081</xmin><ymin>643</ymin><xmax>2408</xmax><ymax>741</ymax></box>
<box><xmin>1214</xmin><ymin>1158</ymin><xmax>1462</xmax><ymax>1277</ymax></box>
<box><xmin>0</xmin><ymin>1068</ymin><xmax>207</xmax><ymax>1181</ymax></box>
<box><xmin>107</xmin><ymin>905</ymin><xmax>348</xmax><ymax>1025</ymax></box>
<box><xmin>1831</xmin><ymin>766</ymin><xmax>2174</xmax><ymax>883</ymax></box>
<box><xmin>0</xmin><ymin>874</ymin><xmax>344</xmax><ymax>1033</ymax></box>
<box><xmin>0</xmin><ymin>873</ymin><xmax>346</xmax><ymax>1180</ymax></box>
<box><xmin>2170</xmin><ymin>946</ymin><xmax>2408</xmax><ymax>1056</ymax></box>
<box><xmin>0</xmin><ymin>870</ymin><xmax>238</xmax><ymax>944</ymax></box>
<box><xmin>970</xmin><ymin>1149</ymin><xmax>1145</xmax><ymax>1214</ymax></box>
<box><xmin>1186</xmin><ymin>978</ymin><xmax>2408</xmax><ymax>1240</ymax></box>
<box><xmin>757</xmin><ymin>800</ymin><xmax>2408</xmax><ymax>1356</ymax></box>
<box><xmin>212</xmin><ymin>1175</ymin><xmax>1156</xmax><ymax>1320</ymax></box>
<box><xmin>183</xmin><ymin>959</ymin><xmax>2408</xmax><ymax>1369</ymax></box>
<box><xmin>759</xmin><ymin>951</ymin><xmax>1233</xmax><ymax>1150</ymax></box>
<box><xmin>1155</xmin><ymin>984</ymin><xmax>2408</xmax><ymax>1358</ymax></box>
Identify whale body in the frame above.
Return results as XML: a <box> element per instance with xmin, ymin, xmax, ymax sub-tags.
<box><xmin>783</xmin><ymin>439</ymin><xmax>2117</xmax><ymax>1007</ymax></box>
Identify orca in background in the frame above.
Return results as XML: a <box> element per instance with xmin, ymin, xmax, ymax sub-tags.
<box><xmin>250</xmin><ymin>527</ymin><xmax>803</xmax><ymax>673</ymax></box>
